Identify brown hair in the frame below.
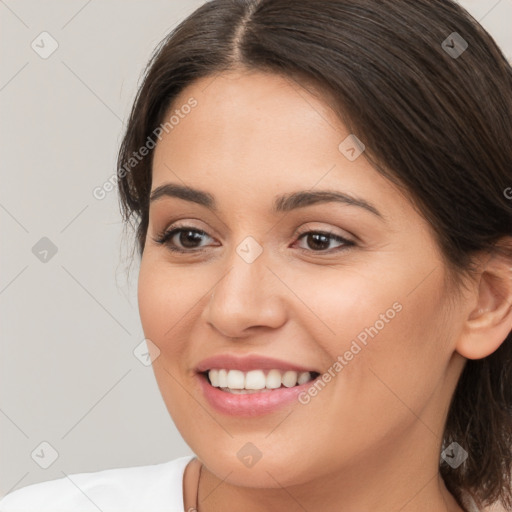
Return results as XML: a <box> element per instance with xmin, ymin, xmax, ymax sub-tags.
<box><xmin>117</xmin><ymin>0</ymin><xmax>512</xmax><ymax>509</ymax></box>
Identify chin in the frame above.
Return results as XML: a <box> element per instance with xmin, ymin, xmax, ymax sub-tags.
<box><xmin>192</xmin><ymin>441</ymin><xmax>323</xmax><ymax>489</ymax></box>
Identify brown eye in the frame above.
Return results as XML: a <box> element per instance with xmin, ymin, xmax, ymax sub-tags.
<box><xmin>295</xmin><ymin>231</ymin><xmax>354</xmax><ymax>253</ymax></box>
<box><xmin>154</xmin><ymin>226</ymin><xmax>214</xmax><ymax>253</ymax></box>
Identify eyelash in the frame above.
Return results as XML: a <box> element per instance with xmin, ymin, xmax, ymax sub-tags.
<box><xmin>153</xmin><ymin>224</ymin><xmax>355</xmax><ymax>255</ymax></box>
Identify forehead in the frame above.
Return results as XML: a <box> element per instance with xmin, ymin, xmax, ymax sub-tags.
<box><xmin>153</xmin><ymin>70</ymin><xmax>350</xmax><ymax>181</ymax></box>
<box><xmin>172</xmin><ymin>69</ymin><xmax>336</xmax><ymax>124</ymax></box>
<box><xmin>150</xmin><ymin>70</ymin><xmax>411</xmax><ymax>223</ymax></box>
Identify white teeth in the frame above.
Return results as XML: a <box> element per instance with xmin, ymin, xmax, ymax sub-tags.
<box><xmin>245</xmin><ymin>370</ymin><xmax>266</xmax><ymax>390</ymax></box>
<box><xmin>226</xmin><ymin>369</ymin><xmax>245</xmax><ymax>389</ymax></box>
<box><xmin>209</xmin><ymin>369</ymin><xmax>219</xmax><ymax>387</ymax></box>
<box><xmin>218</xmin><ymin>369</ymin><xmax>228</xmax><ymax>388</ymax></box>
<box><xmin>266</xmin><ymin>369</ymin><xmax>282</xmax><ymax>389</ymax></box>
<box><xmin>282</xmin><ymin>370</ymin><xmax>298</xmax><ymax>388</ymax></box>
<box><xmin>207</xmin><ymin>368</ymin><xmax>315</xmax><ymax>392</ymax></box>
<box><xmin>297</xmin><ymin>371</ymin><xmax>311</xmax><ymax>385</ymax></box>
<box><xmin>225</xmin><ymin>388</ymin><xmax>273</xmax><ymax>394</ymax></box>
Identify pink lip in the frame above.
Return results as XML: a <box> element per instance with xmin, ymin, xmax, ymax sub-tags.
<box><xmin>195</xmin><ymin>353</ymin><xmax>316</xmax><ymax>373</ymax></box>
<box><xmin>195</xmin><ymin>354</ymin><xmax>320</xmax><ymax>417</ymax></box>
<box><xmin>196</xmin><ymin>354</ymin><xmax>319</xmax><ymax>417</ymax></box>
<box><xmin>197</xmin><ymin>373</ymin><xmax>318</xmax><ymax>417</ymax></box>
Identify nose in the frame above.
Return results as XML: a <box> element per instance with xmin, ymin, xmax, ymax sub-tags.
<box><xmin>201</xmin><ymin>250</ymin><xmax>288</xmax><ymax>339</ymax></box>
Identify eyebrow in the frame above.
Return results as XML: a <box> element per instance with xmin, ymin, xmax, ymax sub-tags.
<box><xmin>149</xmin><ymin>183</ymin><xmax>385</xmax><ymax>220</ymax></box>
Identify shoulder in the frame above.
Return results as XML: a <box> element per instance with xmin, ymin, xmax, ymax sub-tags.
<box><xmin>0</xmin><ymin>455</ymin><xmax>194</xmax><ymax>512</ymax></box>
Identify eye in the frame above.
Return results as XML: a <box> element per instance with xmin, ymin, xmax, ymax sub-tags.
<box><xmin>153</xmin><ymin>225</ymin><xmax>355</xmax><ymax>255</ymax></box>
<box><xmin>153</xmin><ymin>225</ymin><xmax>216</xmax><ymax>253</ymax></box>
<box><xmin>294</xmin><ymin>229</ymin><xmax>355</xmax><ymax>253</ymax></box>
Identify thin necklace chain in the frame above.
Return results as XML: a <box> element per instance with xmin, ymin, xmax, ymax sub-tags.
<box><xmin>194</xmin><ymin>462</ymin><xmax>203</xmax><ymax>512</ymax></box>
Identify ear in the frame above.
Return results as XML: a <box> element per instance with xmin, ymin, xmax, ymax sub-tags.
<box><xmin>456</xmin><ymin>247</ymin><xmax>512</xmax><ymax>360</ymax></box>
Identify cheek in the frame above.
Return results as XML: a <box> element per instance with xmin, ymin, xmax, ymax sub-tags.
<box><xmin>137</xmin><ymin>260</ymin><xmax>169</xmax><ymax>344</ymax></box>
<box><xmin>344</xmin><ymin>270</ymin><xmax>453</xmax><ymax>418</ymax></box>
<box><xmin>280</xmin><ymin>263</ymin><xmax>408</xmax><ymax>358</ymax></box>
<box><xmin>137</xmin><ymin>256</ymin><xmax>201</xmax><ymax>421</ymax></box>
<box><xmin>296</xmin><ymin>259</ymin><xmax>453</xmax><ymax>410</ymax></box>
<box><xmin>137</xmin><ymin>255</ymin><xmax>200</xmax><ymax>350</ymax></box>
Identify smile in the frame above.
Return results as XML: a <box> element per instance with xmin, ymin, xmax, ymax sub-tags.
<box><xmin>195</xmin><ymin>354</ymin><xmax>322</xmax><ymax>416</ymax></box>
<box><xmin>206</xmin><ymin>369</ymin><xmax>318</xmax><ymax>393</ymax></box>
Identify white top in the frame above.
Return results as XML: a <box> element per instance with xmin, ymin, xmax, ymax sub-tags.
<box><xmin>0</xmin><ymin>455</ymin><xmax>482</xmax><ymax>512</ymax></box>
<box><xmin>0</xmin><ymin>455</ymin><xmax>194</xmax><ymax>512</ymax></box>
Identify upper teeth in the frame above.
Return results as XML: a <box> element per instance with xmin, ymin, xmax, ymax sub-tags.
<box><xmin>208</xmin><ymin>369</ymin><xmax>314</xmax><ymax>391</ymax></box>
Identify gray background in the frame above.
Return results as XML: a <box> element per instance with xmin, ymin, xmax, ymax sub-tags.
<box><xmin>1</xmin><ymin>0</ymin><xmax>511</xmax><ymax>498</ymax></box>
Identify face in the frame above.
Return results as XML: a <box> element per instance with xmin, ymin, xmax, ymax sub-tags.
<box><xmin>138</xmin><ymin>69</ymin><xmax>467</xmax><ymax>488</ymax></box>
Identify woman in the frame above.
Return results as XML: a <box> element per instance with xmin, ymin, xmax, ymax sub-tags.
<box><xmin>1</xmin><ymin>0</ymin><xmax>511</xmax><ymax>511</ymax></box>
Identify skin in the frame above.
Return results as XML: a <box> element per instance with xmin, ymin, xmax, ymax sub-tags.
<box><xmin>137</xmin><ymin>69</ymin><xmax>512</xmax><ymax>512</ymax></box>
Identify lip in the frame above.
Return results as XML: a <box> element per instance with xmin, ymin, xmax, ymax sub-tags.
<box><xmin>197</xmin><ymin>373</ymin><xmax>319</xmax><ymax>417</ymax></box>
<box><xmin>195</xmin><ymin>353</ymin><xmax>320</xmax><ymax>417</ymax></box>
<box><xmin>195</xmin><ymin>353</ymin><xmax>317</xmax><ymax>373</ymax></box>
